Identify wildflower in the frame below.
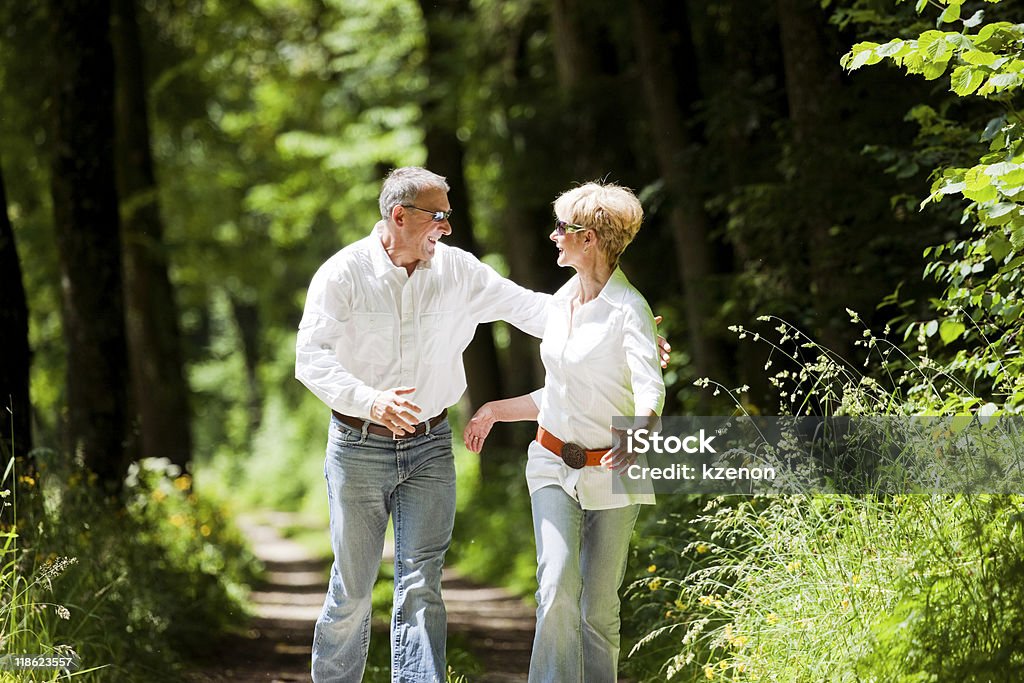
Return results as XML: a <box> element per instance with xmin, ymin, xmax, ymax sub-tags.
<box><xmin>169</xmin><ymin>514</ymin><xmax>186</xmax><ymax>527</ymax></box>
<box><xmin>766</xmin><ymin>613</ymin><xmax>779</xmax><ymax>625</ymax></box>
<box><xmin>699</xmin><ymin>595</ymin><xmax>714</xmax><ymax>606</ymax></box>
<box><xmin>40</xmin><ymin>557</ymin><xmax>78</xmax><ymax>581</ymax></box>
<box><xmin>665</xmin><ymin>610</ymin><xmax>673</xmax><ymax>618</ymax></box>
<box><xmin>850</xmin><ymin>573</ymin><xmax>861</xmax><ymax>585</ymax></box>
<box><xmin>200</xmin><ymin>524</ymin><xmax>212</xmax><ymax>537</ymax></box>
<box><xmin>841</xmin><ymin>598</ymin><xmax>851</xmax><ymax>609</ymax></box>
<box><xmin>720</xmin><ymin>660</ymin><xmax>729</xmax><ymax>670</ymax></box>
<box><xmin>785</xmin><ymin>559</ymin><xmax>802</xmax><ymax>572</ymax></box>
<box><xmin>152</xmin><ymin>489</ymin><xmax>168</xmax><ymax>503</ymax></box>
<box><xmin>696</xmin><ymin>543</ymin><xmax>709</xmax><ymax>554</ymax></box>
<box><xmin>174</xmin><ymin>475</ymin><xmax>192</xmax><ymax>491</ymax></box>
<box><xmin>649</xmin><ymin>579</ymin><xmax>662</xmax><ymax>591</ymax></box>
<box><xmin>55</xmin><ymin>605</ymin><xmax>71</xmax><ymax>620</ymax></box>
<box><xmin>703</xmin><ymin>664</ymin><xmax>715</xmax><ymax>680</ymax></box>
<box><xmin>18</xmin><ymin>475</ymin><xmax>35</xmax><ymax>487</ymax></box>
<box><xmin>674</xmin><ymin>598</ymin><xmax>686</xmax><ymax>610</ymax></box>
<box><xmin>647</xmin><ymin>564</ymin><xmax>657</xmax><ymax>573</ymax></box>
<box><xmin>732</xmin><ymin>635</ymin><xmax>749</xmax><ymax>648</ymax></box>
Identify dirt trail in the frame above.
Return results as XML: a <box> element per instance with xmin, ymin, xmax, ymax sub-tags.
<box><xmin>187</xmin><ymin>513</ymin><xmax>533</xmax><ymax>682</ymax></box>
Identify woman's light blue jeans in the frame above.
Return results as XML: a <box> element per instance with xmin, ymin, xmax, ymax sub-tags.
<box><xmin>312</xmin><ymin>415</ymin><xmax>455</xmax><ymax>683</ymax></box>
<box><xmin>529</xmin><ymin>485</ymin><xmax>640</xmax><ymax>683</ymax></box>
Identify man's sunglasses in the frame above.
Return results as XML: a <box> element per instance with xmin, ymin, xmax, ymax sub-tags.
<box><xmin>554</xmin><ymin>218</ymin><xmax>587</xmax><ymax>236</ymax></box>
<box><xmin>403</xmin><ymin>204</ymin><xmax>453</xmax><ymax>222</ymax></box>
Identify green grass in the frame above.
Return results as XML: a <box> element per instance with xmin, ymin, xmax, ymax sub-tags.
<box><xmin>0</xmin><ymin>452</ymin><xmax>258</xmax><ymax>682</ymax></box>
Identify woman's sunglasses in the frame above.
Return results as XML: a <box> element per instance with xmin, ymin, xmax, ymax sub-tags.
<box><xmin>554</xmin><ymin>218</ymin><xmax>587</xmax><ymax>236</ymax></box>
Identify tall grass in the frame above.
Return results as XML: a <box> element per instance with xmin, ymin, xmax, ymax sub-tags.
<box><xmin>0</xmin><ymin>448</ymin><xmax>258</xmax><ymax>682</ymax></box>
<box><xmin>622</xmin><ymin>316</ymin><xmax>1024</xmax><ymax>681</ymax></box>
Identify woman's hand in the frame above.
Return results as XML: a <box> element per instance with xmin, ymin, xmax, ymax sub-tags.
<box><xmin>464</xmin><ymin>403</ymin><xmax>497</xmax><ymax>454</ymax></box>
<box><xmin>600</xmin><ymin>425</ymin><xmax>637</xmax><ymax>472</ymax></box>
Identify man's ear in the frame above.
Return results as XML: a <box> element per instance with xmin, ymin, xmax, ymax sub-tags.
<box><xmin>391</xmin><ymin>204</ymin><xmax>406</xmax><ymax>226</ymax></box>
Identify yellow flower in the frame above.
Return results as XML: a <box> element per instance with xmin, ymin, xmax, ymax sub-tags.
<box><xmin>766</xmin><ymin>613</ymin><xmax>779</xmax><ymax>625</ymax></box>
<box><xmin>18</xmin><ymin>475</ymin><xmax>35</xmax><ymax>488</ymax></box>
<box><xmin>732</xmin><ymin>635</ymin><xmax>748</xmax><ymax>649</ymax></box>
<box><xmin>169</xmin><ymin>514</ymin><xmax>186</xmax><ymax>527</ymax></box>
<box><xmin>649</xmin><ymin>579</ymin><xmax>662</xmax><ymax>591</ymax></box>
<box><xmin>703</xmin><ymin>664</ymin><xmax>715</xmax><ymax>680</ymax></box>
<box><xmin>152</xmin><ymin>489</ymin><xmax>167</xmax><ymax>503</ymax></box>
<box><xmin>200</xmin><ymin>524</ymin><xmax>212</xmax><ymax>537</ymax></box>
<box><xmin>719</xmin><ymin>660</ymin><xmax>729</xmax><ymax>670</ymax></box>
<box><xmin>841</xmin><ymin>598</ymin><xmax>851</xmax><ymax>609</ymax></box>
<box><xmin>696</xmin><ymin>543</ymin><xmax>709</xmax><ymax>554</ymax></box>
<box><xmin>785</xmin><ymin>559</ymin><xmax>802</xmax><ymax>572</ymax></box>
<box><xmin>174</xmin><ymin>475</ymin><xmax>192</xmax><ymax>491</ymax></box>
<box><xmin>674</xmin><ymin>599</ymin><xmax>686</xmax><ymax>610</ymax></box>
<box><xmin>850</xmin><ymin>573</ymin><xmax>861</xmax><ymax>585</ymax></box>
<box><xmin>647</xmin><ymin>564</ymin><xmax>657</xmax><ymax>573</ymax></box>
<box><xmin>699</xmin><ymin>595</ymin><xmax>714</xmax><ymax>606</ymax></box>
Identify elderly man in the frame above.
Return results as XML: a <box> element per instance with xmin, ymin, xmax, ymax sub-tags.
<box><xmin>296</xmin><ymin>167</ymin><xmax>667</xmax><ymax>682</ymax></box>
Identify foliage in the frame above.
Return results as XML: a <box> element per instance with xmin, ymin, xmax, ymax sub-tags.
<box><xmin>0</xmin><ymin>453</ymin><xmax>258</xmax><ymax>682</ymax></box>
<box><xmin>843</xmin><ymin>0</ymin><xmax>1024</xmax><ymax>411</ymax></box>
<box><xmin>623</xmin><ymin>316</ymin><xmax>1024</xmax><ymax>681</ymax></box>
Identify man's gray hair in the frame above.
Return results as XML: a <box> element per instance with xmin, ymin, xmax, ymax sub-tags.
<box><xmin>379</xmin><ymin>167</ymin><xmax>450</xmax><ymax>220</ymax></box>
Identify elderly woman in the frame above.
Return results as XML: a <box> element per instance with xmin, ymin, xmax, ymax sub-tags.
<box><xmin>464</xmin><ymin>181</ymin><xmax>664</xmax><ymax>682</ymax></box>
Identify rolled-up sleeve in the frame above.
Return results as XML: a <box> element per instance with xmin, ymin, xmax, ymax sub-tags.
<box><xmin>295</xmin><ymin>268</ymin><xmax>380</xmax><ymax>419</ymax></box>
<box><xmin>621</xmin><ymin>301</ymin><xmax>665</xmax><ymax>416</ymax></box>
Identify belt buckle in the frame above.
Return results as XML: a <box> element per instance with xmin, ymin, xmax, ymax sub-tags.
<box><xmin>560</xmin><ymin>442</ymin><xmax>587</xmax><ymax>469</ymax></box>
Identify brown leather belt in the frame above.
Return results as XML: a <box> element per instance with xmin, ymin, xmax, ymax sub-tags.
<box><xmin>332</xmin><ymin>409</ymin><xmax>447</xmax><ymax>440</ymax></box>
<box><xmin>536</xmin><ymin>426</ymin><xmax>607</xmax><ymax>469</ymax></box>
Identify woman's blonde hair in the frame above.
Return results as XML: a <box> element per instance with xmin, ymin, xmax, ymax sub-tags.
<box><xmin>553</xmin><ymin>181</ymin><xmax>644</xmax><ymax>266</ymax></box>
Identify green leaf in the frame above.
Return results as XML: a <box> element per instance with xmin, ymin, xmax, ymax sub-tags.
<box><xmin>923</xmin><ymin>60</ymin><xmax>949</xmax><ymax>80</ymax></box>
<box><xmin>981</xmin><ymin>115</ymin><xmax>1006</xmax><ymax>141</ymax></box>
<box><xmin>915</xmin><ymin>0</ymin><xmax>928</xmax><ymax>12</ymax></box>
<box><xmin>951</xmin><ymin>66</ymin><xmax>985</xmax><ymax>95</ymax></box>
<box><xmin>1011</xmin><ymin>225</ymin><xmax>1024</xmax><ymax>251</ymax></box>
<box><xmin>984</xmin><ymin>162</ymin><xmax>1019</xmax><ymax>178</ymax></box>
<box><xmin>963</xmin><ymin>9</ymin><xmax>985</xmax><ymax>28</ymax></box>
<box><xmin>843</xmin><ymin>42</ymin><xmax>881</xmax><ymax>70</ymax></box>
<box><xmin>876</xmin><ymin>39</ymin><xmax>907</xmax><ymax>58</ymax></box>
<box><xmin>964</xmin><ymin>184</ymin><xmax>999</xmax><ymax>203</ymax></box>
<box><xmin>986</xmin><ymin>233</ymin><xmax>1012</xmax><ymax>264</ymax></box>
<box><xmin>925</xmin><ymin>320</ymin><xmax>939</xmax><ymax>337</ymax></box>
<box><xmin>961</xmin><ymin>49</ymin><xmax>997</xmax><ymax>66</ymax></box>
<box><xmin>939</xmin><ymin>3</ymin><xmax>961</xmax><ymax>24</ymax></box>
<box><xmin>940</xmin><ymin>320</ymin><xmax>966</xmax><ymax>344</ymax></box>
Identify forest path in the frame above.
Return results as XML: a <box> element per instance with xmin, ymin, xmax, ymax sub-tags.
<box><xmin>187</xmin><ymin>512</ymin><xmax>533</xmax><ymax>682</ymax></box>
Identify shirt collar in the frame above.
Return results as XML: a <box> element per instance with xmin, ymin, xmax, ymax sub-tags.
<box><xmin>554</xmin><ymin>266</ymin><xmax>628</xmax><ymax>306</ymax></box>
<box><xmin>369</xmin><ymin>224</ymin><xmax>434</xmax><ymax>278</ymax></box>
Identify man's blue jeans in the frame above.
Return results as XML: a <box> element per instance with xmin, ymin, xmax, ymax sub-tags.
<box><xmin>312</xmin><ymin>415</ymin><xmax>455</xmax><ymax>683</ymax></box>
<box><xmin>529</xmin><ymin>485</ymin><xmax>640</xmax><ymax>683</ymax></box>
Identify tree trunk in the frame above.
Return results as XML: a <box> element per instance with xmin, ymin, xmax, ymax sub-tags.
<box><xmin>416</xmin><ymin>0</ymin><xmax>505</xmax><ymax>413</ymax></box>
<box><xmin>776</xmin><ymin>0</ymin><xmax>848</xmax><ymax>355</ymax></box>
<box><xmin>230</xmin><ymin>296</ymin><xmax>263</xmax><ymax>436</ymax></box>
<box><xmin>49</xmin><ymin>0</ymin><xmax>129</xmax><ymax>492</ymax></box>
<box><xmin>0</xmin><ymin>157</ymin><xmax>32</xmax><ymax>469</ymax></box>
<box><xmin>630</xmin><ymin>0</ymin><xmax>727</xmax><ymax>392</ymax></box>
<box><xmin>112</xmin><ymin>0</ymin><xmax>193</xmax><ymax>470</ymax></box>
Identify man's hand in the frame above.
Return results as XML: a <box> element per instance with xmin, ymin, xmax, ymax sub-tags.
<box><xmin>463</xmin><ymin>403</ymin><xmax>497</xmax><ymax>454</ymax></box>
<box><xmin>370</xmin><ymin>387</ymin><xmax>422</xmax><ymax>436</ymax></box>
<box><xmin>654</xmin><ymin>315</ymin><xmax>671</xmax><ymax>369</ymax></box>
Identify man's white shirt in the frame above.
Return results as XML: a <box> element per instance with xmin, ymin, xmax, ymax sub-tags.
<box><xmin>296</xmin><ymin>226</ymin><xmax>548</xmax><ymax>420</ymax></box>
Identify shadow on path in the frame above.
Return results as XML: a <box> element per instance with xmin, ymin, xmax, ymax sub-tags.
<box><xmin>187</xmin><ymin>513</ymin><xmax>535</xmax><ymax>682</ymax></box>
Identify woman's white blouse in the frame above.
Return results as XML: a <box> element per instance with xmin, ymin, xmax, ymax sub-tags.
<box><xmin>527</xmin><ymin>267</ymin><xmax>664</xmax><ymax>510</ymax></box>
